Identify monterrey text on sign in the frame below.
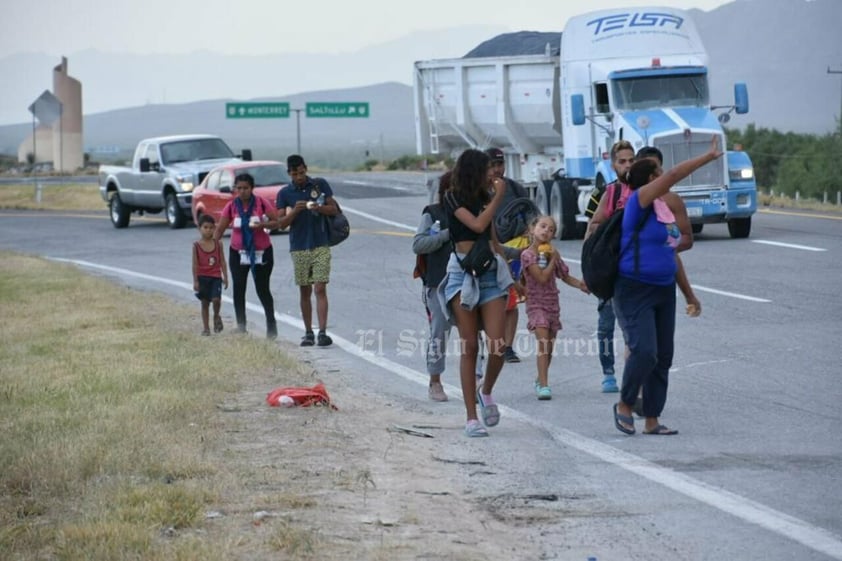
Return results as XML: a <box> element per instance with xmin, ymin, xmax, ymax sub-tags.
<box><xmin>306</xmin><ymin>102</ymin><xmax>370</xmax><ymax>118</ymax></box>
<box><xmin>226</xmin><ymin>102</ymin><xmax>290</xmax><ymax>119</ymax></box>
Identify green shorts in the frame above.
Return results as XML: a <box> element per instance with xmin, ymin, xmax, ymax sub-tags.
<box><xmin>291</xmin><ymin>246</ymin><xmax>331</xmax><ymax>286</ymax></box>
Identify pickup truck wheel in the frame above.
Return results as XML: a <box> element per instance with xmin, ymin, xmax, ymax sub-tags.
<box><xmin>727</xmin><ymin>217</ymin><xmax>751</xmax><ymax>238</ymax></box>
<box><xmin>692</xmin><ymin>223</ymin><xmax>704</xmax><ymax>234</ymax></box>
<box><xmin>165</xmin><ymin>193</ymin><xmax>187</xmax><ymax>229</ymax></box>
<box><xmin>109</xmin><ymin>193</ymin><xmax>130</xmax><ymax>228</ymax></box>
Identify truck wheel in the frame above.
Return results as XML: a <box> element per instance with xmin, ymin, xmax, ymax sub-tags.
<box><xmin>166</xmin><ymin>192</ymin><xmax>187</xmax><ymax>229</ymax></box>
<box><xmin>692</xmin><ymin>223</ymin><xmax>704</xmax><ymax>234</ymax></box>
<box><xmin>109</xmin><ymin>193</ymin><xmax>130</xmax><ymax>228</ymax></box>
<box><xmin>727</xmin><ymin>217</ymin><xmax>751</xmax><ymax>238</ymax></box>
<box><xmin>550</xmin><ymin>179</ymin><xmax>580</xmax><ymax>240</ymax></box>
<box><xmin>534</xmin><ymin>179</ymin><xmax>553</xmax><ymax>215</ymax></box>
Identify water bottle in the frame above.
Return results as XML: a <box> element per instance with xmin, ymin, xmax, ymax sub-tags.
<box><xmin>538</xmin><ymin>243</ymin><xmax>552</xmax><ymax>268</ymax></box>
<box><xmin>430</xmin><ymin>220</ymin><xmax>441</xmax><ymax>235</ymax></box>
<box><xmin>316</xmin><ymin>193</ymin><xmax>325</xmax><ymax>206</ymax></box>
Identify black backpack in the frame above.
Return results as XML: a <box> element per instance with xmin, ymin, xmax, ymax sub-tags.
<box><xmin>326</xmin><ymin>198</ymin><xmax>350</xmax><ymax>246</ymax></box>
<box><xmin>581</xmin><ymin>191</ymin><xmax>651</xmax><ymax>300</ymax></box>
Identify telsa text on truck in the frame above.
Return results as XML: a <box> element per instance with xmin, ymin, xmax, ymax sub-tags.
<box><xmin>413</xmin><ymin>6</ymin><xmax>757</xmax><ymax>239</ymax></box>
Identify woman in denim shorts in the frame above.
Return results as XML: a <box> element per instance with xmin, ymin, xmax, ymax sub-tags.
<box><xmin>440</xmin><ymin>149</ymin><xmax>513</xmax><ymax>438</ymax></box>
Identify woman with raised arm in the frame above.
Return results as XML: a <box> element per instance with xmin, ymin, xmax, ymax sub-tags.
<box><xmin>612</xmin><ymin>137</ymin><xmax>722</xmax><ymax>436</ymax></box>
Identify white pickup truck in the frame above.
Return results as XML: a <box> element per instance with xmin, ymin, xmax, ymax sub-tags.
<box><xmin>99</xmin><ymin>134</ymin><xmax>251</xmax><ymax>228</ymax></box>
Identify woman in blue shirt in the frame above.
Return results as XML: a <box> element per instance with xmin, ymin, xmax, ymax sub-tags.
<box><xmin>613</xmin><ymin>137</ymin><xmax>722</xmax><ymax>436</ymax></box>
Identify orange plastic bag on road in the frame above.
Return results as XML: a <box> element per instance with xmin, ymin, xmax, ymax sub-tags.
<box><xmin>266</xmin><ymin>383</ymin><xmax>337</xmax><ymax>409</ymax></box>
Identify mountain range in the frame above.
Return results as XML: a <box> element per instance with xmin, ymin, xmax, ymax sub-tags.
<box><xmin>0</xmin><ymin>0</ymin><xmax>839</xmax><ymax>167</ymax></box>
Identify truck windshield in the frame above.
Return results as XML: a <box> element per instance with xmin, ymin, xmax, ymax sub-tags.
<box><xmin>611</xmin><ymin>74</ymin><xmax>709</xmax><ymax>111</ymax></box>
<box><xmin>160</xmin><ymin>139</ymin><xmax>235</xmax><ymax>165</ymax></box>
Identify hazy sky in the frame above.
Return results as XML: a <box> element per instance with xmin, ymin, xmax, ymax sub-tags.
<box><xmin>2</xmin><ymin>0</ymin><xmax>733</xmax><ymax>56</ymax></box>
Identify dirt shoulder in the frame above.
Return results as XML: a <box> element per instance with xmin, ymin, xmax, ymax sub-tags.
<box><xmin>212</xmin><ymin>342</ymin><xmax>548</xmax><ymax>560</ymax></box>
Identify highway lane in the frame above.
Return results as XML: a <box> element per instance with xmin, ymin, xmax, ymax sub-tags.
<box><xmin>1</xmin><ymin>173</ymin><xmax>841</xmax><ymax>559</ymax></box>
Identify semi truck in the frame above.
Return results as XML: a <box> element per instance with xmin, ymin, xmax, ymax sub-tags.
<box><xmin>413</xmin><ymin>6</ymin><xmax>757</xmax><ymax>239</ymax></box>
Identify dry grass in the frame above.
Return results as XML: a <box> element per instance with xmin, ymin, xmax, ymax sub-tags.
<box><xmin>0</xmin><ymin>253</ymin><xmax>326</xmax><ymax>560</ymax></box>
<box><xmin>0</xmin><ymin>182</ymin><xmax>102</xmax><ymax>211</ymax></box>
<box><xmin>757</xmin><ymin>192</ymin><xmax>842</xmax><ymax>214</ymax></box>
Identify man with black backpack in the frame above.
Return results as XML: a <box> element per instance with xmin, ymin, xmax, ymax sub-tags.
<box><xmin>277</xmin><ymin>154</ymin><xmax>339</xmax><ymax>347</ymax></box>
<box><xmin>584</xmin><ymin>140</ymin><xmax>636</xmax><ymax>393</ymax></box>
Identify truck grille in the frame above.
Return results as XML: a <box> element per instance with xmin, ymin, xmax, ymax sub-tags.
<box><xmin>654</xmin><ymin>133</ymin><xmax>724</xmax><ymax>190</ymax></box>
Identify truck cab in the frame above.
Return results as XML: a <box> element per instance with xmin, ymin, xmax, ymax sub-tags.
<box><xmin>564</xmin><ymin>8</ymin><xmax>756</xmax><ymax>237</ymax></box>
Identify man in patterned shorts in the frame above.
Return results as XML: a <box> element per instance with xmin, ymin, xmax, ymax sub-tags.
<box><xmin>277</xmin><ymin>154</ymin><xmax>339</xmax><ymax>347</ymax></box>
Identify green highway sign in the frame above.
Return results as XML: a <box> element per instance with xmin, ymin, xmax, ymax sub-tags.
<box><xmin>226</xmin><ymin>102</ymin><xmax>290</xmax><ymax>119</ymax></box>
<box><xmin>306</xmin><ymin>102</ymin><xmax>370</xmax><ymax>118</ymax></box>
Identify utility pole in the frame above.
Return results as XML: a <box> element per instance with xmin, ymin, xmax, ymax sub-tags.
<box><xmin>292</xmin><ymin>108</ymin><xmax>303</xmax><ymax>154</ymax></box>
<box><xmin>829</xmin><ymin>66</ymin><xmax>842</xmax><ymax>135</ymax></box>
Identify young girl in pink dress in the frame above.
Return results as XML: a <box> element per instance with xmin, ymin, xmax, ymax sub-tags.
<box><xmin>520</xmin><ymin>216</ymin><xmax>589</xmax><ymax>400</ymax></box>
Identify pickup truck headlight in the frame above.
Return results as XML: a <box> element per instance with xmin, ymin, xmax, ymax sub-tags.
<box><xmin>729</xmin><ymin>168</ymin><xmax>754</xmax><ymax>181</ymax></box>
<box><xmin>177</xmin><ymin>176</ymin><xmax>195</xmax><ymax>191</ymax></box>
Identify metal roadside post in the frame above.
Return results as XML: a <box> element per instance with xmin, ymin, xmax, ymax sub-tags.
<box><xmin>28</xmin><ymin>90</ymin><xmax>63</xmax><ymax>202</ymax></box>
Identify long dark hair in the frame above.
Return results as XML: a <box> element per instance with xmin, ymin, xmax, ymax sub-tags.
<box><xmin>450</xmin><ymin>149</ymin><xmax>491</xmax><ymax>207</ymax></box>
<box><xmin>626</xmin><ymin>159</ymin><xmax>659</xmax><ymax>190</ymax></box>
<box><xmin>437</xmin><ymin>170</ymin><xmax>452</xmax><ymax>204</ymax></box>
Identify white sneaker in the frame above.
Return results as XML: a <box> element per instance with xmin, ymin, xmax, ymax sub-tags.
<box><xmin>428</xmin><ymin>382</ymin><xmax>448</xmax><ymax>402</ymax></box>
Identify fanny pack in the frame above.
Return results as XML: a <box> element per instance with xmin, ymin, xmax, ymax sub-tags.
<box><xmin>453</xmin><ymin>231</ymin><xmax>494</xmax><ymax>277</ymax></box>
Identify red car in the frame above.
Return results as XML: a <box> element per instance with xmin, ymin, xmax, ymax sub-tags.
<box><xmin>191</xmin><ymin>160</ymin><xmax>291</xmax><ymax>232</ymax></box>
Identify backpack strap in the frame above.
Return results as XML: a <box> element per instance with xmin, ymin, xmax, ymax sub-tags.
<box><xmin>611</xmin><ymin>181</ymin><xmax>623</xmax><ymax>210</ymax></box>
<box><xmin>631</xmin><ymin>207</ymin><xmax>653</xmax><ymax>276</ymax></box>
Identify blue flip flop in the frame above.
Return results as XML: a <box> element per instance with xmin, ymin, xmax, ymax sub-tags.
<box><xmin>613</xmin><ymin>403</ymin><xmax>635</xmax><ymax>435</ymax></box>
<box><xmin>476</xmin><ymin>388</ymin><xmax>500</xmax><ymax>427</ymax></box>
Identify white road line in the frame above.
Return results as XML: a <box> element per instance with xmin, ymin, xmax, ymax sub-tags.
<box><xmin>543</xmin><ymin>258</ymin><xmax>770</xmax><ymax>303</ymax></box>
<box><xmin>342</xmin><ymin>205</ymin><xmax>416</xmax><ymax>231</ymax></box>
<box><xmin>344</xmin><ymin>180</ymin><xmax>415</xmax><ymax>192</ymax></box>
<box><xmin>50</xmin><ymin>257</ymin><xmax>842</xmax><ymax>560</ymax></box>
<box><xmin>691</xmin><ymin>284</ymin><xmax>771</xmax><ymax>303</ymax></box>
<box><xmin>752</xmin><ymin>240</ymin><xmax>827</xmax><ymax>252</ymax></box>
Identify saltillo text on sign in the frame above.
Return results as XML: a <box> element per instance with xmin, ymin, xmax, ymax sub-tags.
<box><xmin>305</xmin><ymin>102</ymin><xmax>370</xmax><ymax>118</ymax></box>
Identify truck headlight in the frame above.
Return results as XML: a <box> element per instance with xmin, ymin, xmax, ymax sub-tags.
<box><xmin>177</xmin><ymin>176</ymin><xmax>195</xmax><ymax>191</ymax></box>
<box><xmin>729</xmin><ymin>168</ymin><xmax>754</xmax><ymax>181</ymax></box>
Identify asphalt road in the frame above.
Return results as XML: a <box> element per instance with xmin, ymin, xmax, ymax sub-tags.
<box><xmin>2</xmin><ymin>171</ymin><xmax>841</xmax><ymax>560</ymax></box>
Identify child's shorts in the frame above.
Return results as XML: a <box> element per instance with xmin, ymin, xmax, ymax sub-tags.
<box><xmin>196</xmin><ymin>276</ymin><xmax>223</xmax><ymax>301</ymax></box>
<box><xmin>526</xmin><ymin>307</ymin><xmax>561</xmax><ymax>333</ymax></box>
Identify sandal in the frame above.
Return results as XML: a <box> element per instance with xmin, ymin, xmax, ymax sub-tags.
<box><xmin>300</xmin><ymin>331</ymin><xmax>315</xmax><ymax>347</ymax></box>
<box><xmin>613</xmin><ymin>403</ymin><xmax>635</xmax><ymax>435</ymax></box>
<box><xmin>464</xmin><ymin>420</ymin><xmax>489</xmax><ymax>438</ymax></box>
<box><xmin>213</xmin><ymin>316</ymin><xmax>223</xmax><ymax>333</ymax></box>
<box><xmin>643</xmin><ymin>424</ymin><xmax>678</xmax><ymax>435</ymax></box>
<box><xmin>476</xmin><ymin>388</ymin><xmax>500</xmax><ymax>427</ymax></box>
<box><xmin>201</xmin><ymin>329</ymin><xmax>211</xmax><ymax>337</ymax></box>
